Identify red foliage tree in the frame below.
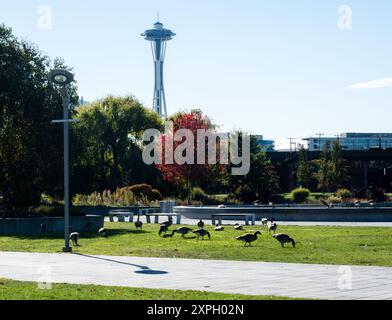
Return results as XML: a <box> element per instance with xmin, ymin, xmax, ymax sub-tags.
<box><xmin>156</xmin><ymin>110</ymin><xmax>217</xmax><ymax>199</ymax></box>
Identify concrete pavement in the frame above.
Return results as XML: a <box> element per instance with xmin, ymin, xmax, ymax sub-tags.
<box><xmin>0</xmin><ymin>251</ymin><xmax>392</xmax><ymax>300</ymax></box>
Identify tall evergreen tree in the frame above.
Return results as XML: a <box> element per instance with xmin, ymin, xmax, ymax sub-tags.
<box><xmin>316</xmin><ymin>141</ymin><xmax>348</xmax><ymax>192</ymax></box>
<box><xmin>317</xmin><ymin>142</ymin><xmax>331</xmax><ymax>192</ymax></box>
<box><xmin>228</xmin><ymin>136</ymin><xmax>280</xmax><ymax>203</ymax></box>
<box><xmin>329</xmin><ymin>141</ymin><xmax>348</xmax><ymax>190</ymax></box>
<box><xmin>296</xmin><ymin>146</ymin><xmax>312</xmax><ymax>189</ymax></box>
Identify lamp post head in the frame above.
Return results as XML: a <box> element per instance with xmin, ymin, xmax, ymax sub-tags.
<box><xmin>48</xmin><ymin>69</ymin><xmax>74</xmax><ymax>86</ymax></box>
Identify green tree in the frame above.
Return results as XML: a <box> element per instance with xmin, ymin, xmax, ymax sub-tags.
<box><xmin>329</xmin><ymin>141</ymin><xmax>348</xmax><ymax>190</ymax></box>
<box><xmin>317</xmin><ymin>142</ymin><xmax>331</xmax><ymax>192</ymax></box>
<box><xmin>0</xmin><ymin>24</ymin><xmax>78</xmax><ymax>208</ymax></box>
<box><xmin>229</xmin><ymin>135</ymin><xmax>280</xmax><ymax>203</ymax></box>
<box><xmin>316</xmin><ymin>141</ymin><xmax>348</xmax><ymax>192</ymax></box>
<box><xmin>71</xmin><ymin>96</ymin><xmax>163</xmax><ymax>195</ymax></box>
<box><xmin>296</xmin><ymin>146</ymin><xmax>313</xmax><ymax>189</ymax></box>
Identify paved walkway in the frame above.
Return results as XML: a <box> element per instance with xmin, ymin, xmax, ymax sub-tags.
<box><xmin>0</xmin><ymin>251</ymin><xmax>392</xmax><ymax>300</ymax></box>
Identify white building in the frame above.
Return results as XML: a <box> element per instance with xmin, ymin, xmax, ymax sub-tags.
<box><xmin>304</xmin><ymin>133</ymin><xmax>392</xmax><ymax>151</ymax></box>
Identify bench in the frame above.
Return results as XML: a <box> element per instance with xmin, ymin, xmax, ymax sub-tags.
<box><xmin>109</xmin><ymin>210</ymin><xmax>134</xmax><ymax>223</ymax></box>
<box><xmin>139</xmin><ymin>209</ymin><xmax>182</xmax><ymax>225</ymax></box>
<box><xmin>211</xmin><ymin>214</ymin><xmax>256</xmax><ymax>226</ymax></box>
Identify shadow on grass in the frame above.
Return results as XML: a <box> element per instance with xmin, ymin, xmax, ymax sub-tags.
<box><xmin>75</xmin><ymin>253</ymin><xmax>169</xmax><ymax>275</ymax></box>
<box><xmin>3</xmin><ymin>229</ymin><xmax>151</xmax><ymax>241</ymax></box>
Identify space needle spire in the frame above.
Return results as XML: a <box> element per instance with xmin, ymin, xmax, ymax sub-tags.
<box><xmin>142</xmin><ymin>19</ymin><xmax>176</xmax><ymax>118</ymax></box>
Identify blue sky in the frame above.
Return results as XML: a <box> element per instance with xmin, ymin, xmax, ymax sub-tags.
<box><xmin>2</xmin><ymin>0</ymin><xmax>392</xmax><ymax>148</ymax></box>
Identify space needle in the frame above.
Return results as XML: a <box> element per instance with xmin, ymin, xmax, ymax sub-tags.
<box><xmin>142</xmin><ymin>20</ymin><xmax>176</xmax><ymax>118</ymax></box>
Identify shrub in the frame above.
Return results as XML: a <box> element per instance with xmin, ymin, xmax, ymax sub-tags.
<box><xmin>368</xmin><ymin>187</ymin><xmax>387</xmax><ymax>203</ymax></box>
<box><xmin>129</xmin><ymin>184</ymin><xmax>153</xmax><ymax>197</ymax></box>
<box><xmin>204</xmin><ymin>196</ymin><xmax>226</xmax><ymax>205</ymax></box>
<box><xmin>290</xmin><ymin>188</ymin><xmax>311</xmax><ymax>203</ymax></box>
<box><xmin>73</xmin><ymin>184</ymin><xmax>163</xmax><ymax>207</ymax></box>
<box><xmin>270</xmin><ymin>194</ymin><xmax>285</xmax><ymax>204</ymax></box>
<box><xmin>328</xmin><ymin>195</ymin><xmax>342</xmax><ymax>204</ymax></box>
<box><xmin>351</xmin><ymin>188</ymin><xmax>368</xmax><ymax>199</ymax></box>
<box><xmin>114</xmin><ymin>188</ymin><xmax>137</xmax><ymax>206</ymax></box>
<box><xmin>150</xmin><ymin>189</ymin><xmax>163</xmax><ymax>201</ymax></box>
<box><xmin>128</xmin><ymin>184</ymin><xmax>163</xmax><ymax>202</ymax></box>
<box><xmin>192</xmin><ymin>187</ymin><xmax>208</xmax><ymax>202</ymax></box>
<box><xmin>336</xmin><ymin>189</ymin><xmax>352</xmax><ymax>201</ymax></box>
<box><xmin>73</xmin><ymin>189</ymin><xmax>137</xmax><ymax>207</ymax></box>
<box><xmin>233</xmin><ymin>185</ymin><xmax>257</xmax><ymax>204</ymax></box>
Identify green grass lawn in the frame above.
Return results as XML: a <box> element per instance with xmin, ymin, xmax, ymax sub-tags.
<box><xmin>283</xmin><ymin>192</ymin><xmax>334</xmax><ymax>202</ymax></box>
<box><xmin>0</xmin><ymin>222</ymin><xmax>391</xmax><ymax>267</ymax></box>
<box><xmin>0</xmin><ymin>278</ymin><xmax>293</xmax><ymax>300</ymax></box>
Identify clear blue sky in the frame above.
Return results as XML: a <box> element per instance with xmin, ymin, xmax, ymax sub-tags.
<box><xmin>2</xmin><ymin>0</ymin><xmax>392</xmax><ymax>148</ymax></box>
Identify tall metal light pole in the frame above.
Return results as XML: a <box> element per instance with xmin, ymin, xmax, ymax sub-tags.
<box><xmin>48</xmin><ymin>69</ymin><xmax>74</xmax><ymax>253</ymax></box>
<box><xmin>317</xmin><ymin>132</ymin><xmax>325</xmax><ymax>151</ymax></box>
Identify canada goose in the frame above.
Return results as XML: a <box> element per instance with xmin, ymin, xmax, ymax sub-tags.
<box><xmin>236</xmin><ymin>231</ymin><xmax>262</xmax><ymax>247</ymax></box>
<box><xmin>69</xmin><ymin>232</ymin><xmax>80</xmax><ymax>246</ymax></box>
<box><xmin>159</xmin><ymin>225</ymin><xmax>169</xmax><ymax>237</ymax></box>
<box><xmin>171</xmin><ymin>227</ymin><xmax>193</xmax><ymax>238</ymax></box>
<box><xmin>234</xmin><ymin>223</ymin><xmax>244</xmax><ymax>231</ymax></box>
<box><xmin>98</xmin><ymin>227</ymin><xmax>107</xmax><ymax>237</ymax></box>
<box><xmin>161</xmin><ymin>217</ymin><xmax>173</xmax><ymax>228</ymax></box>
<box><xmin>197</xmin><ymin>220</ymin><xmax>205</xmax><ymax>229</ymax></box>
<box><xmin>273</xmin><ymin>234</ymin><xmax>296</xmax><ymax>248</ymax></box>
<box><xmin>268</xmin><ymin>221</ymin><xmax>277</xmax><ymax>233</ymax></box>
<box><xmin>261</xmin><ymin>218</ymin><xmax>268</xmax><ymax>226</ymax></box>
<box><xmin>321</xmin><ymin>200</ymin><xmax>334</xmax><ymax>208</ymax></box>
<box><xmin>215</xmin><ymin>224</ymin><xmax>225</xmax><ymax>231</ymax></box>
<box><xmin>135</xmin><ymin>214</ymin><xmax>143</xmax><ymax>230</ymax></box>
<box><xmin>193</xmin><ymin>229</ymin><xmax>211</xmax><ymax>240</ymax></box>
<box><xmin>162</xmin><ymin>234</ymin><xmax>173</xmax><ymax>238</ymax></box>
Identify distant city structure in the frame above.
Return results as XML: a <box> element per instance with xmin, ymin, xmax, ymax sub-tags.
<box><xmin>255</xmin><ymin>135</ymin><xmax>275</xmax><ymax>152</ymax></box>
<box><xmin>79</xmin><ymin>97</ymin><xmax>89</xmax><ymax>106</ymax></box>
<box><xmin>142</xmin><ymin>20</ymin><xmax>176</xmax><ymax>118</ymax></box>
<box><xmin>304</xmin><ymin>133</ymin><xmax>392</xmax><ymax>151</ymax></box>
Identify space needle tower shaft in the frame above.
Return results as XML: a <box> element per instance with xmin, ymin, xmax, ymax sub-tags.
<box><xmin>142</xmin><ymin>21</ymin><xmax>176</xmax><ymax>118</ymax></box>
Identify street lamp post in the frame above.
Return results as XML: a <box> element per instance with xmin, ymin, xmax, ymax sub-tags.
<box><xmin>48</xmin><ymin>69</ymin><xmax>74</xmax><ymax>253</ymax></box>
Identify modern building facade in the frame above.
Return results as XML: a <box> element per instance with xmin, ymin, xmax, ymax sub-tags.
<box><xmin>305</xmin><ymin>133</ymin><xmax>392</xmax><ymax>151</ymax></box>
<box><xmin>255</xmin><ymin>135</ymin><xmax>275</xmax><ymax>152</ymax></box>
<box><xmin>142</xmin><ymin>21</ymin><xmax>176</xmax><ymax>118</ymax></box>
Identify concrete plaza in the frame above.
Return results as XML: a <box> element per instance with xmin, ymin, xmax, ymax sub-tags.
<box><xmin>0</xmin><ymin>251</ymin><xmax>391</xmax><ymax>300</ymax></box>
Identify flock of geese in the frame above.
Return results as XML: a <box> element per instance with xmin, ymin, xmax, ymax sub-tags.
<box><xmin>68</xmin><ymin>213</ymin><xmax>296</xmax><ymax>249</ymax></box>
<box><xmin>67</xmin><ymin>198</ymin><xmax>378</xmax><ymax>247</ymax></box>
<box><xmin>156</xmin><ymin>216</ymin><xmax>296</xmax><ymax>248</ymax></box>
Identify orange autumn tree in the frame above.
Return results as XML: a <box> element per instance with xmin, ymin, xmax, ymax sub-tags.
<box><xmin>156</xmin><ymin>109</ymin><xmax>219</xmax><ymax>200</ymax></box>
